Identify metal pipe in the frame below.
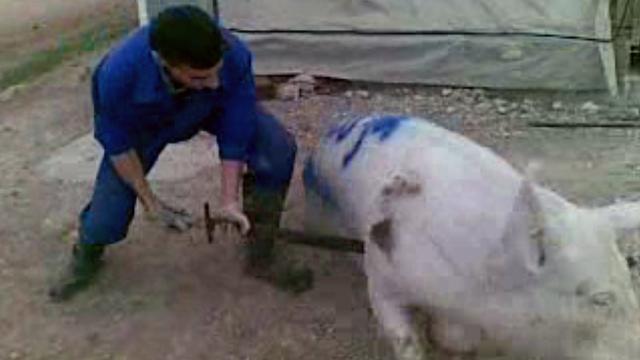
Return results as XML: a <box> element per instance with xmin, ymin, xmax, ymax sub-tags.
<box><xmin>203</xmin><ymin>202</ymin><xmax>364</xmax><ymax>253</ymax></box>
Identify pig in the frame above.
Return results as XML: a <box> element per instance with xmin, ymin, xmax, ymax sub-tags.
<box><xmin>302</xmin><ymin>115</ymin><xmax>640</xmax><ymax>359</ymax></box>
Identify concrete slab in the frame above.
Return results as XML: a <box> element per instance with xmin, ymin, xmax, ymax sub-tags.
<box><xmin>35</xmin><ymin>132</ymin><xmax>219</xmax><ymax>182</ymax></box>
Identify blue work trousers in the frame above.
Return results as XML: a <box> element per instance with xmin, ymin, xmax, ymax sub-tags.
<box><xmin>78</xmin><ymin>108</ymin><xmax>296</xmax><ymax>245</ymax></box>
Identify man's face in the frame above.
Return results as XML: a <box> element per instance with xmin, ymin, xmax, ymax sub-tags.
<box><xmin>167</xmin><ymin>60</ymin><xmax>223</xmax><ymax>90</ymax></box>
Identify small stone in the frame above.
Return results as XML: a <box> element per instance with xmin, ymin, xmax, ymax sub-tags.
<box><xmin>77</xmin><ymin>66</ymin><xmax>92</xmax><ymax>83</ymax></box>
<box><xmin>520</xmin><ymin>100</ymin><xmax>534</xmax><ymax>112</ymax></box>
<box><xmin>0</xmin><ymin>85</ymin><xmax>25</xmax><ymax>102</ymax></box>
<box><xmin>474</xmin><ymin>102</ymin><xmax>492</xmax><ymax>113</ymax></box>
<box><xmin>288</xmin><ymin>73</ymin><xmax>316</xmax><ymax>95</ymax></box>
<box><xmin>344</xmin><ymin>90</ymin><xmax>354</xmax><ymax>98</ymax></box>
<box><xmin>552</xmin><ymin>101</ymin><xmax>563</xmax><ymax>110</ymax></box>
<box><xmin>520</xmin><ymin>107</ymin><xmax>532</xmax><ymax>115</ymax></box>
<box><xmin>497</xmin><ymin>106</ymin><xmax>509</xmax><ymax>114</ymax></box>
<box><xmin>63</xmin><ymin>228</ymin><xmax>79</xmax><ymax>244</ymax></box>
<box><xmin>471</xmin><ymin>89</ymin><xmax>486</xmax><ymax>99</ymax></box>
<box><xmin>494</xmin><ymin>98</ymin><xmax>508</xmax><ymax>107</ymax></box>
<box><xmin>102</xmin><ymin>354</ymin><xmax>115</xmax><ymax>360</ymax></box>
<box><xmin>354</xmin><ymin>90</ymin><xmax>371</xmax><ymax>99</ymax></box>
<box><xmin>86</xmin><ymin>332</ymin><xmax>100</xmax><ymax>344</ymax></box>
<box><xmin>43</xmin><ymin>218</ymin><xmax>55</xmax><ymax>229</ymax></box>
<box><xmin>289</xmin><ymin>73</ymin><xmax>316</xmax><ymax>85</ymax></box>
<box><xmin>445</xmin><ymin>106</ymin><xmax>456</xmax><ymax>114</ymax></box>
<box><xmin>461</xmin><ymin>95</ymin><xmax>475</xmax><ymax>105</ymax></box>
<box><xmin>441</xmin><ymin>88</ymin><xmax>453</xmax><ymax>97</ymax></box>
<box><xmin>581</xmin><ymin>101</ymin><xmax>600</xmax><ymax>113</ymax></box>
<box><xmin>412</xmin><ymin>94</ymin><xmax>425</xmax><ymax>101</ymax></box>
<box><xmin>276</xmin><ymin>83</ymin><xmax>300</xmax><ymax>101</ymax></box>
<box><xmin>355</xmin><ymin>90</ymin><xmax>370</xmax><ymax>99</ymax></box>
<box><xmin>1</xmin><ymin>125</ymin><xmax>16</xmax><ymax>133</ymax></box>
<box><xmin>9</xmin><ymin>351</ymin><xmax>21</xmax><ymax>360</ymax></box>
<box><xmin>43</xmin><ymin>131</ymin><xmax>56</xmax><ymax>143</ymax></box>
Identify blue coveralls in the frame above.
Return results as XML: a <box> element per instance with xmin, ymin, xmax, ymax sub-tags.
<box><xmin>80</xmin><ymin>25</ymin><xmax>296</xmax><ymax>245</ymax></box>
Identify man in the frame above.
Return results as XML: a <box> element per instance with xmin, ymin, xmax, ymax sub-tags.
<box><xmin>49</xmin><ymin>5</ymin><xmax>310</xmax><ymax>301</ymax></box>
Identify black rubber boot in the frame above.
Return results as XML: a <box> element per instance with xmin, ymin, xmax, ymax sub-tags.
<box><xmin>49</xmin><ymin>243</ymin><xmax>105</xmax><ymax>302</ymax></box>
<box><xmin>242</xmin><ymin>173</ymin><xmax>314</xmax><ymax>294</ymax></box>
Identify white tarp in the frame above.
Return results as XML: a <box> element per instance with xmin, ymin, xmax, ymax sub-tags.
<box><xmin>219</xmin><ymin>0</ymin><xmax>616</xmax><ymax>91</ymax></box>
<box><xmin>141</xmin><ymin>0</ymin><xmax>617</xmax><ymax>91</ymax></box>
<box><xmin>139</xmin><ymin>0</ymin><xmax>215</xmax><ymax>24</ymax></box>
<box><xmin>221</xmin><ymin>0</ymin><xmax>606</xmax><ymax>39</ymax></box>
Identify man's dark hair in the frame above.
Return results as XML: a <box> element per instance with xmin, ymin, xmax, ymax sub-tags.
<box><xmin>150</xmin><ymin>5</ymin><xmax>227</xmax><ymax>69</ymax></box>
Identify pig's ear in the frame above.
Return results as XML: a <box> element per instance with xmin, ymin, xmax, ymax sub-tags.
<box><xmin>594</xmin><ymin>200</ymin><xmax>640</xmax><ymax>232</ymax></box>
<box><xmin>501</xmin><ymin>179</ymin><xmax>548</xmax><ymax>273</ymax></box>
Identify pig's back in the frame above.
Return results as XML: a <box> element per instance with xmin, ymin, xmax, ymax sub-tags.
<box><xmin>312</xmin><ymin>116</ymin><xmax>530</xmax><ymax>293</ymax></box>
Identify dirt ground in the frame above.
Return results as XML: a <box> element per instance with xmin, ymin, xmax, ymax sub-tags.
<box><xmin>0</xmin><ymin>0</ymin><xmax>135</xmax><ymax>75</ymax></box>
<box><xmin>2</xmin><ymin>3</ymin><xmax>640</xmax><ymax>360</ymax></box>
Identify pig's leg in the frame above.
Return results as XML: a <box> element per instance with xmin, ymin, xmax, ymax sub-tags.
<box><xmin>368</xmin><ymin>277</ymin><xmax>426</xmax><ymax>360</ymax></box>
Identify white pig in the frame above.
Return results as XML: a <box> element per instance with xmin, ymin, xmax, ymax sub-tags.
<box><xmin>303</xmin><ymin>115</ymin><xmax>640</xmax><ymax>359</ymax></box>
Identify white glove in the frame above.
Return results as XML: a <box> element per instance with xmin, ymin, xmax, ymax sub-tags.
<box><xmin>210</xmin><ymin>203</ymin><xmax>251</xmax><ymax>237</ymax></box>
<box><xmin>146</xmin><ymin>198</ymin><xmax>194</xmax><ymax>232</ymax></box>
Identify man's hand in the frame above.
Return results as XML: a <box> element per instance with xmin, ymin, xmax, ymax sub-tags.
<box><xmin>146</xmin><ymin>198</ymin><xmax>194</xmax><ymax>232</ymax></box>
<box><xmin>210</xmin><ymin>202</ymin><xmax>251</xmax><ymax>237</ymax></box>
<box><xmin>215</xmin><ymin>160</ymin><xmax>249</xmax><ymax>239</ymax></box>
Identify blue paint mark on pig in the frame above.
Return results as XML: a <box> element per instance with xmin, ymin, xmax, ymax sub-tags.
<box><xmin>303</xmin><ymin>157</ymin><xmax>339</xmax><ymax>208</ymax></box>
<box><xmin>326</xmin><ymin>117</ymin><xmax>363</xmax><ymax>143</ymax></box>
<box><xmin>342</xmin><ymin>115</ymin><xmax>408</xmax><ymax>168</ymax></box>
